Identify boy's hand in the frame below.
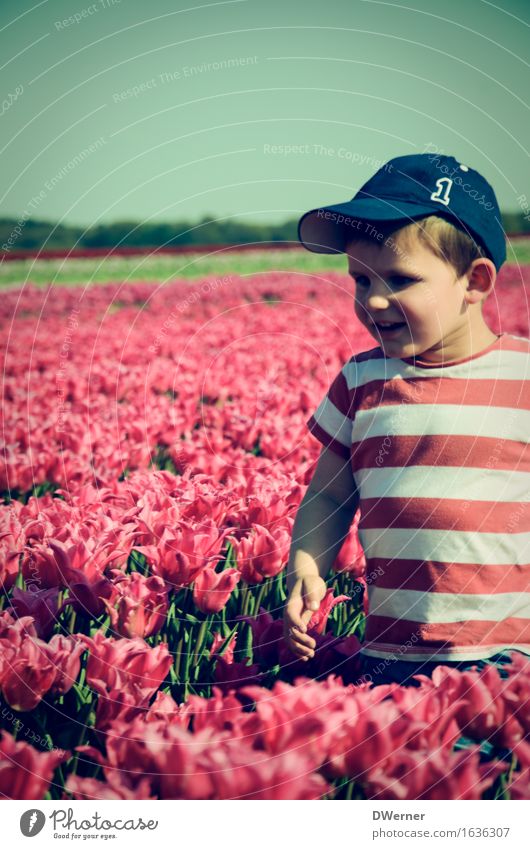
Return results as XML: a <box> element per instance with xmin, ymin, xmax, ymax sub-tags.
<box><xmin>283</xmin><ymin>575</ymin><xmax>327</xmax><ymax>662</ymax></box>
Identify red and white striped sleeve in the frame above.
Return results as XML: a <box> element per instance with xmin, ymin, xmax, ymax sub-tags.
<box><xmin>306</xmin><ymin>363</ymin><xmax>356</xmax><ymax>460</ymax></box>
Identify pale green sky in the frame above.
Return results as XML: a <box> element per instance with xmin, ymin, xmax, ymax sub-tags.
<box><xmin>1</xmin><ymin>0</ymin><xmax>529</xmax><ymax>230</ymax></box>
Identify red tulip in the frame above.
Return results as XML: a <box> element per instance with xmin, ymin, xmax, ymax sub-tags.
<box><xmin>507</xmin><ymin>769</ymin><xmax>530</xmax><ymax>801</ymax></box>
<box><xmin>78</xmin><ymin>712</ymin><xmax>330</xmax><ymax>800</ymax></box>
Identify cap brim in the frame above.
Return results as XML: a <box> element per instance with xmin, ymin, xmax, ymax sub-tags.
<box><xmin>297</xmin><ymin>198</ymin><xmax>441</xmax><ymax>253</ymax></box>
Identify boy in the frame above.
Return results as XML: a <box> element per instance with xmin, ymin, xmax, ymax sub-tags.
<box><xmin>283</xmin><ymin>153</ymin><xmax>530</xmax><ymax>686</ymax></box>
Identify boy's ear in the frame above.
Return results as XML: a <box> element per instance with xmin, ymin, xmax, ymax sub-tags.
<box><xmin>462</xmin><ymin>257</ymin><xmax>496</xmax><ymax>304</ymax></box>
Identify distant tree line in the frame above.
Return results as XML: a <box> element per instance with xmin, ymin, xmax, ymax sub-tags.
<box><xmin>0</xmin><ymin>216</ymin><xmax>298</xmax><ymax>252</ymax></box>
<box><xmin>1</xmin><ymin>211</ymin><xmax>529</xmax><ymax>252</ymax></box>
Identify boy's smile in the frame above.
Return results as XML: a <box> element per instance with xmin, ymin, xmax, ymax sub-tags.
<box><xmin>346</xmin><ymin>228</ymin><xmax>498</xmax><ymax>364</ymax></box>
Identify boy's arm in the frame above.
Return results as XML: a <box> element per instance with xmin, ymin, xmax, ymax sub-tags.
<box><xmin>284</xmin><ymin>446</ymin><xmax>360</xmax><ymax>659</ymax></box>
<box><xmin>285</xmin><ymin>487</ymin><xmax>358</xmax><ymax>594</ymax></box>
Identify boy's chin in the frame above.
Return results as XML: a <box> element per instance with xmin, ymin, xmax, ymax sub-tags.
<box><xmin>371</xmin><ymin>331</ymin><xmax>410</xmax><ymax>349</ymax></box>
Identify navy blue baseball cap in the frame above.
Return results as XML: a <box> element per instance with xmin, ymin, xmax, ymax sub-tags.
<box><xmin>298</xmin><ymin>153</ymin><xmax>506</xmax><ymax>271</ymax></box>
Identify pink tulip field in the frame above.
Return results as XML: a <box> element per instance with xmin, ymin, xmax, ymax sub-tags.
<box><xmin>1</xmin><ymin>257</ymin><xmax>530</xmax><ymax>800</ymax></box>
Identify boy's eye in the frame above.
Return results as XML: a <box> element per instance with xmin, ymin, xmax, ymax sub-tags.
<box><xmin>350</xmin><ymin>274</ymin><xmax>418</xmax><ymax>287</ymax></box>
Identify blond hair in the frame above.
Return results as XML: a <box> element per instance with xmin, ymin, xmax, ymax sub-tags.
<box><xmin>346</xmin><ymin>215</ymin><xmax>489</xmax><ymax>278</ymax></box>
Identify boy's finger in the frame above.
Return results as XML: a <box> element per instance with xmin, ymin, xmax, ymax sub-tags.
<box><xmin>285</xmin><ymin>607</ymin><xmax>307</xmax><ymax>632</ymax></box>
<box><xmin>287</xmin><ymin>627</ymin><xmax>315</xmax><ymax>649</ymax></box>
<box><xmin>300</xmin><ymin>608</ymin><xmax>315</xmax><ymax>627</ymax></box>
<box><xmin>286</xmin><ymin>637</ymin><xmax>315</xmax><ymax>659</ymax></box>
<box><xmin>284</xmin><ymin>628</ymin><xmax>316</xmax><ymax>650</ymax></box>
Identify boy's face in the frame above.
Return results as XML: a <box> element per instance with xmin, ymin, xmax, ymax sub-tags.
<box><xmin>346</xmin><ymin>229</ymin><xmax>491</xmax><ymax>363</ymax></box>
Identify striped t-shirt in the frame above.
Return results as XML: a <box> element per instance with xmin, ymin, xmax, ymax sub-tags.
<box><xmin>306</xmin><ymin>332</ymin><xmax>530</xmax><ymax>662</ymax></box>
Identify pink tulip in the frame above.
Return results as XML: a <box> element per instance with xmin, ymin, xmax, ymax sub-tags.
<box><xmin>1</xmin><ymin>635</ymin><xmax>57</xmax><ymax>712</ymax></box>
<box><xmin>186</xmin><ymin>686</ymin><xmax>244</xmax><ymax>733</ymax></box>
<box><xmin>0</xmin><ymin>609</ymin><xmax>37</xmax><ymax>641</ymax></box>
<box><xmin>0</xmin><ymin>730</ymin><xmax>69</xmax><ymax>800</ymax></box>
<box><xmin>390</xmin><ymin>684</ymin><xmax>464</xmax><ymax>751</ymax></box>
<box><xmin>209</xmin><ymin>630</ymin><xmax>238</xmax><ymax>663</ymax></box>
<box><xmin>238</xmin><ymin>611</ymin><xmax>284</xmax><ymax>668</ymax></box>
<box><xmin>50</xmin><ymin>540</ymin><xmax>118</xmax><ymax>617</ymax></box>
<box><xmin>365</xmin><ymin>747</ymin><xmax>508</xmax><ymax>801</ymax></box>
<box><xmin>65</xmin><ymin>773</ymin><xmax>157</xmax><ymax>800</ymax></box>
<box><xmin>307</xmin><ymin>588</ymin><xmax>351</xmax><ymax>635</ymax></box>
<box><xmin>425</xmin><ymin>664</ymin><xmax>525</xmax><ymax>749</ymax></box>
<box><xmin>193</xmin><ymin>566</ymin><xmax>240</xmax><ymax>613</ymax></box>
<box><xmin>104</xmin><ymin>571</ymin><xmax>168</xmax><ymax>638</ymax></box>
<box><xmin>318</xmin><ymin>695</ymin><xmax>408</xmax><ymax>781</ymax></box>
<box><xmin>92</xmin><ymin>686</ymin><xmax>153</xmax><ymax>734</ymax></box>
<box><xmin>0</xmin><ymin>510</ymin><xmax>25</xmax><ymax>592</ymax></box>
<box><xmin>205</xmin><ymin>745</ymin><xmax>330</xmax><ymax>800</ymax></box>
<box><xmin>136</xmin><ymin>520</ymin><xmax>228</xmax><ymax>590</ymax></box>
<box><xmin>82</xmin><ymin>631</ymin><xmax>171</xmax><ymax>697</ymax></box>
<box><xmin>230</xmin><ymin>523</ymin><xmax>291</xmax><ymax>584</ymax></box>
<box><xmin>146</xmin><ymin>690</ymin><xmax>186</xmax><ymax>724</ymax></box>
<box><xmin>47</xmin><ymin>634</ymin><xmax>84</xmax><ymax>695</ymax></box>
<box><xmin>332</xmin><ymin>513</ymin><xmax>366</xmax><ymax>577</ymax></box>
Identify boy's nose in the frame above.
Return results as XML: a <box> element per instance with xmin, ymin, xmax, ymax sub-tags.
<box><xmin>366</xmin><ymin>292</ymin><xmax>392</xmax><ymax>310</ymax></box>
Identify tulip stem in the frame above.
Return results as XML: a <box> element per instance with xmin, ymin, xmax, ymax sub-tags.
<box><xmin>182</xmin><ymin>629</ymin><xmax>193</xmax><ymax>683</ymax></box>
<box><xmin>68</xmin><ymin>608</ymin><xmax>77</xmax><ymax>634</ymax></box>
<box><xmin>274</xmin><ymin>572</ymin><xmax>286</xmax><ymax>608</ymax></box>
<box><xmin>192</xmin><ymin>619</ymin><xmax>209</xmax><ymax>668</ymax></box>
<box><xmin>254</xmin><ymin>582</ymin><xmax>267</xmax><ymax>617</ymax></box>
<box><xmin>174</xmin><ymin>636</ymin><xmax>185</xmax><ymax>681</ymax></box>
<box><xmin>217</xmin><ymin>622</ymin><xmax>238</xmax><ymax>656</ymax></box>
<box><xmin>240</xmin><ymin>584</ymin><xmax>249</xmax><ymax>617</ymax></box>
<box><xmin>244</xmin><ymin>623</ymin><xmax>253</xmax><ymax>662</ymax></box>
<box><xmin>499</xmin><ymin>752</ymin><xmax>518</xmax><ymax>799</ymax></box>
<box><xmin>246</xmin><ymin>593</ymin><xmax>255</xmax><ymax>618</ymax></box>
<box><xmin>69</xmin><ymin>724</ymin><xmax>87</xmax><ymax>777</ymax></box>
